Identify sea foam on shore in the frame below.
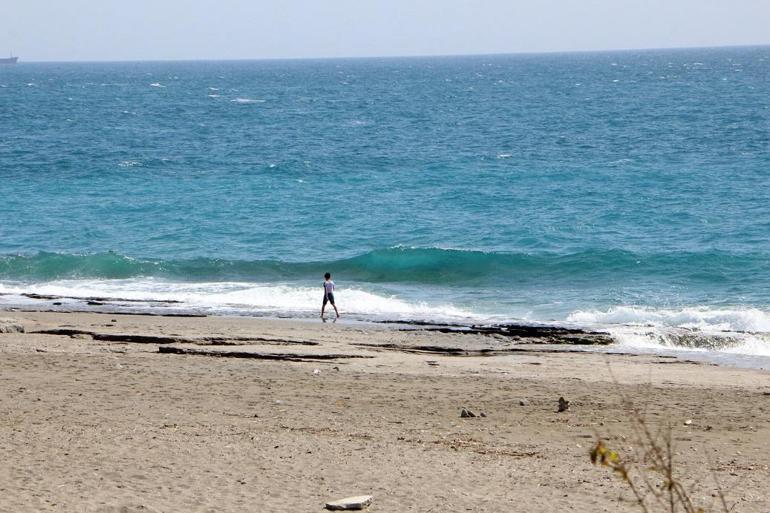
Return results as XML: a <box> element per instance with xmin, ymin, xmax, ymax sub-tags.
<box><xmin>3</xmin><ymin>278</ymin><xmax>770</xmax><ymax>365</ymax></box>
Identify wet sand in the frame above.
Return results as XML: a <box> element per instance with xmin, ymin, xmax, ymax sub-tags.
<box><xmin>1</xmin><ymin>311</ymin><xmax>769</xmax><ymax>512</ymax></box>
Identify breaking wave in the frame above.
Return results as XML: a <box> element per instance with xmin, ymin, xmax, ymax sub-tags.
<box><xmin>0</xmin><ymin>279</ymin><xmax>476</xmax><ymax>323</ymax></box>
<box><xmin>2</xmin><ymin>249</ymin><xmax>769</xmax><ymax>357</ymax></box>
<box><xmin>0</xmin><ymin>247</ymin><xmax>765</xmax><ymax>286</ymax></box>
<box><xmin>568</xmin><ymin>306</ymin><xmax>770</xmax><ymax>356</ymax></box>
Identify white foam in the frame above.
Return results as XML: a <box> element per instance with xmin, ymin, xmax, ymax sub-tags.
<box><xmin>0</xmin><ymin>279</ymin><xmax>476</xmax><ymax>323</ymax></box>
<box><xmin>567</xmin><ymin>306</ymin><xmax>770</xmax><ymax>356</ymax></box>
<box><xmin>568</xmin><ymin>305</ymin><xmax>770</xmax><ymax>333</ymax></box>
<box><xmin>149</xmin><ymin>83</ymin><xmax>165</xmax><ymax>88</ymax></box>
<box><xmin>4</xmin><ymin>277</ymin><xmax>769</xmax><ymax>358</ymax></box>
<box><xmin>603</xmin><ymin>325</ymin><xmax>770</xmax><ymax>358</ymax></box>
<box><xmin>231</xmin><ymin>98</ymin><xmax>265</xmax><ymax>104</ymax></box>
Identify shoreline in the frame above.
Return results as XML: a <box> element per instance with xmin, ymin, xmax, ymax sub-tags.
<box><xmin>3</xmin><ymin>299</ymin><xmax>770</xmax><ymax>371</ymax></box>
<box><xmin>1</xmin><ymin>310</ymin><xmax>769</xmax><ymax>512</ymax></box>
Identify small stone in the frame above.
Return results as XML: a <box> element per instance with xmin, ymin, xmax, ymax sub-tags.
<box><xmin>479</xmin><ymin>412</ymin><xmax>487</xmax><ymax>417</ymax></box>
<box><xmin>460</xmin><ymin>408</ymin><xmax>476</xmax><ymax>418</ymax></box>
<box><xmin>684</xmin><ymin>419</ymin><xmax>692</xmax><ymax>426</ymax></box>
<box><xmin>313</xmin><ymin>368</ymin><xmax>321</xmax><ymax>375</ymax></box>
<box><xmin>519</xmin><ymin>399</ymin><xmax>529</xmax><ymax>406</ymax></box>
<box><xmin>325</xmin><ymin>495</ymin><xmax>373</xmax><ymax>510</ymax></box>
<box><xmin>558</xmin><ymin>397</ymin><xmax>570</xmax><ymax>412</ymax></box>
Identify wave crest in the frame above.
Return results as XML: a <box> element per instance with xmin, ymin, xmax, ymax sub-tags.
<box><xmin>1</xmin><ymin>247</ymin><xmax>765</xmax><ymax>285</ymax></box>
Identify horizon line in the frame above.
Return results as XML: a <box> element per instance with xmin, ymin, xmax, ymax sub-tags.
<box><xmin>11</xmin><ymin>42</ymin><xmax>770</xmax><ymax>64</ymax></box>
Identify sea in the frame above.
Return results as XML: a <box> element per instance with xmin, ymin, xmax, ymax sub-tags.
<box><xmin>1</xmin><ymin>46</ymin><xmax>769</xmax><ymax>366</ymax></box>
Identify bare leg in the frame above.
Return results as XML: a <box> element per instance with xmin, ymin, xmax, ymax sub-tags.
<box><xmin>333</xmin><ymin>304</ymin><xmax>340</xmax><ymax>318</ymax></box>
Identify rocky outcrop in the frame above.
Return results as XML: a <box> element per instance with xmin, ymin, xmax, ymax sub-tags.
<box><xmin>33</xmin><ymin>329</ymin><xmax>318</xmax><ymax>346</ymax></box>
<box><xmin>158</xmin><ymin>346</ymin><xmax>373</xmax><ymax>363</ymax></box>
<box><xmin>404</xmin><ymin>323</ymin><xmax>613</xmax><ymax>345</ymax></box>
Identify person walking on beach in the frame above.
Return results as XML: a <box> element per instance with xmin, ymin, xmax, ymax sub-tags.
<box><xmin>321</xmin><ymin>272</ymin><xmax>340</xmax><ymax>320</ymax></box>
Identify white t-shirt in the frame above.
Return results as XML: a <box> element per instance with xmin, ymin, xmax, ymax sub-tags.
<box><xmin>324</xmin><ymin>280</ymin><xmax>335</xmax><ymax>294</ymax></box>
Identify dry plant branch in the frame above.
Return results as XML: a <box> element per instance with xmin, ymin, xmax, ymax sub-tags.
<box><xmin>590</xmin><ymin>364</ymin><xmax>738</xmax><ymax>513</ymax></box>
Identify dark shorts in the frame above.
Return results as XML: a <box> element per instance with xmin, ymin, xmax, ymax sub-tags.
<box><xmin>323</xmin><ymin>292</ymin><xmax>335</xmax><ymax>305</ymax></box>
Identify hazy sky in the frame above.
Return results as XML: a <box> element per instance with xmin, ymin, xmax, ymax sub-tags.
<box><xmin>3</xmin><ymin>0</ymin><xmax>770</xmax><ymax>61</ymax></box>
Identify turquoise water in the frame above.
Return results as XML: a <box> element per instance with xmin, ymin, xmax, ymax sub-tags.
<box><xmin>1</xmin><ymin>47</ymin><xmax>769</xmax><ymax>355</ymax></box>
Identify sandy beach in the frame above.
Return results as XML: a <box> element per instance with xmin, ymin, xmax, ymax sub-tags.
<box><xmin>1</xmin><ymin>311</ymin><xmax>769</xmax><ymax>513</ymax></box>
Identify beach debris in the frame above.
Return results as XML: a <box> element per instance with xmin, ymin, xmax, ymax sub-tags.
<box><xmin>426</xmin><ymin>360</ymin><xmax>439</xmax><ymax>366</ymax></box>
<box><xmin>313</xmin><ymin>368</ymin><xmax>321</xmax><ymax>375</ymax></box>
<box><xmin>480</xmin><ymin>412</ymin><xmax>487</xmax><ymax>417</ymax></box>
<box><xmin>519</xmin><ymin>399</ymin><xmax>529</xmax><ymax>406</ymax></box>
<box><xmin>684</xmin><ymin>419</ymin><xmax>692</xmax><ymax>426</ymax></box>
<box><xmin>0</xmin><ymin>319</ymin><xmax>24</xmax><ymax>333</ymax></box>
<box><xmin>558</xmin><ymin>397</ymin><xmax>570</xmax><ymax>412</ymax></box>
<box><xmin>325</xmin><ymin>495</ymin><xmax>373</xmax><ymax>511</ymax></box>
<box><xmin>460</xmin><ymin>408</ymin><xmax>476</xmax><ymax>418</ymax></box>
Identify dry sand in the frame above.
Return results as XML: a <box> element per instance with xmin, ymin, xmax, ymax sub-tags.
<box><xmin>1</xmin><ymin>311</ymin><xmax>769</xmax><ymax>512</ymax></box>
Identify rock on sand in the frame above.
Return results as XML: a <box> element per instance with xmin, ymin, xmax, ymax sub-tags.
<box><xmin>0</xmin><ymin>319</ymin><xmax>24</xmax><ymax>333</ymax></box>
<box><xmin>325</xmin><ymin>495</ymin><xmax>373</xmax><ymax>511</ymax></box>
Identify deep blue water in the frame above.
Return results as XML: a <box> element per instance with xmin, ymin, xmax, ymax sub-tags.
<box><xmin>1</xmin><ymin>47</ymin><xmax>769</xmax><ymax>354</ymax></box>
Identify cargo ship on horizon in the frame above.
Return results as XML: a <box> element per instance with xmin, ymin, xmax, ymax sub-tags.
<box><xmin>0</xmin><ymin>54</ymin><xmax>18</xmax><ymax>64</ymax></box>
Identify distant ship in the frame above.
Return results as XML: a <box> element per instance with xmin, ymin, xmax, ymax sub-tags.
<box><xmin>0</xmin><ymin>54</ymin><xmax>18</xmax><ymax>64</ymax></box>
